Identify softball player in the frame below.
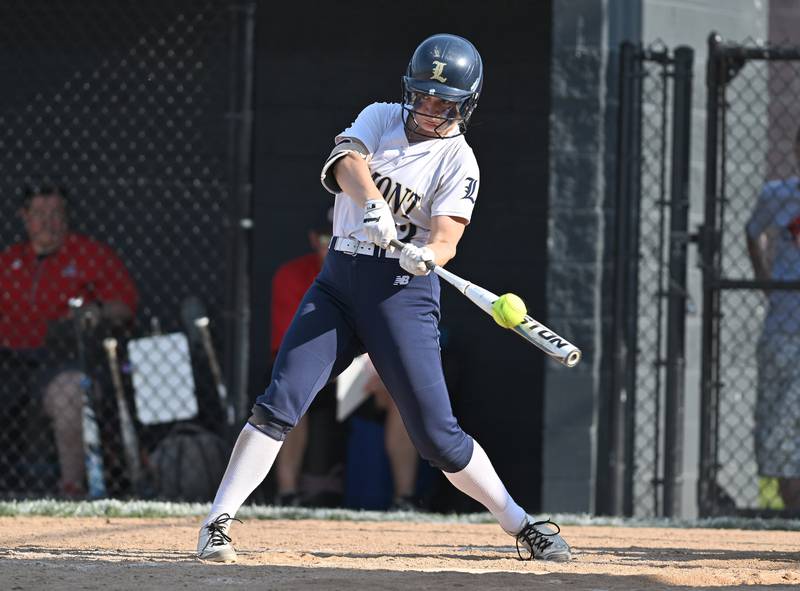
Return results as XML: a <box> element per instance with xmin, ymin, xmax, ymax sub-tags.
<box><xmin>197</xmin><ymin>33</ymin><xmax>571</xmax><ymax>562</ymax></box>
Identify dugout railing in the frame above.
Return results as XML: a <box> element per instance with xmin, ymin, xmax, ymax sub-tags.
<box><xmin>0</xmin><ymin>1</ymin><xmax>255</xmax><ymax>501</ymax></box>
<box><xmin>699</xmin><ymin>33</ymin><xmax>800</xmax><ymax>518</ymax></box>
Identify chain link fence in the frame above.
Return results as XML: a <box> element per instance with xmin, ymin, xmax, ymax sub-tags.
<box><xmin>700</xmin><ymin>35</ymin><xmax>800</xmax><ymax>516</ymax></box>
<box><xmin>630</xmin><ymin>44</ymin><xmax>674</xmax><ymax>517</ymax></box>
<box><xmin>0</xmin><ymin>0</ymin><xmax>246</xmax><ymax>501</ymax></box>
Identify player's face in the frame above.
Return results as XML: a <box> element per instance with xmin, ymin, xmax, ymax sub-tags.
<box><xmin>410</xmin><ymin>93</ymin><xmax>461</xmax><ymax>135</ymax></box>
<box><xmin>21</xmin><ymin>194</ymin><xmax>68</xmax><ymax>255</ymax></box>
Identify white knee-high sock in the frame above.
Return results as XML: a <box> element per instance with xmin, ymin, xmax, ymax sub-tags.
<box><xmin>443</xmin><ymin>439</ymin><xmax>527</xmax><ymax>535</ymax></box>
<box><xmin>205</xmin><ymin>423</ymin><xmax>283</xmax><ymax>524</ymax></box>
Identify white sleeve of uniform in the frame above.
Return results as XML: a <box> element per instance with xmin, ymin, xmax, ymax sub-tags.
<box><xmin>335</xmin><ymin>103</ymin><xmax>393</xmax><ymax>153</ymax></box>
<box><xmin>430</xmin><ymin>147</ymin><xmax>480</xmax><ymax>223</ymax></box>
<box><xmin>320</xmin><ymin>103</ymin><xmax>392</xmax><ymax>194</ymax></box>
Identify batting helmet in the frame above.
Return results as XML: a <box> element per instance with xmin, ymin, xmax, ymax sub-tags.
<box><xmin>402</xmin><ymin>33</ymin><xmax>483</xmax><ymax>136</ymax></box>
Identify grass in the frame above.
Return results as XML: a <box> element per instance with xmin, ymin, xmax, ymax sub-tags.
<box><xmin>0</xmin><ymin>499</ymin><xmax>799</xmax><ymax>531</ymax></box>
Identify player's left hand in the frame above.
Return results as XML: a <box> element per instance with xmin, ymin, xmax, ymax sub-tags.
<box><xmin>362</xmin><ymin>199</ymin><xmax>397</xmax><ymax>249</ymax></box>
<box><xmin>399</xmin><ymin>244</ymin><xmax>435</xmax><ymax>276</ymax></box>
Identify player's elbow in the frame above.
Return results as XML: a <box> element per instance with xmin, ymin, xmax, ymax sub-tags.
<box><xmin>332</xmin><ymin>152</ymin><xmax>365</xmax><ymax>180</ymax></box>
<box><xmin>440</xmin><ymin>244</ymin><xmax>457</xmax><ymax>267</ymax></box>
<box><xmin>428</xmin><ymin>240</ymin><xmax>458</xmax><ymax>267</ymax></box>
<box><xmin>321</xmin><ymin>143</ymin><xmax>368</xmax><ymax>194</ymax></box>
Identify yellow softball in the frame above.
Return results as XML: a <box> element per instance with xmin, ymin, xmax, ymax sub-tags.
<box><xmin>491</xmin><ymin>293</ymin><xmax>527</xmax><ymax>328</ymax></box>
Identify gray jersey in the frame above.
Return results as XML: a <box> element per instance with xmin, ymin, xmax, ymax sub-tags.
<box><xmin>329</xmin><ymin>102</ymin><xmax>480</xmax><ymax>247</ymax></box>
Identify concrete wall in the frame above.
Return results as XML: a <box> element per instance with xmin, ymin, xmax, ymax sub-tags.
<box><xmin>544</xmin><ymin>0</ymin><xmax>618</xmax><ymax>514</ymax></box>
<box><xmin>767</xmin><ymin>0</ymin><xmax>800</xmax><ymax>179</ymax></box>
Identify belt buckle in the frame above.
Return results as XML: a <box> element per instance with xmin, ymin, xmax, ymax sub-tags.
<box><xmin>336</xmin><ymin>237</ymin><xmax>357</xmax><ymax>256</ymax></box>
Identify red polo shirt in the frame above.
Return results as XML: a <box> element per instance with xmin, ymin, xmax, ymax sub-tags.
<box><xmin>0</xmin><ymin>233</ymin><xmax>139</xmax><ymax>349</ymax></box>
<box><xmin>270</xmin><ymin>252</ymin><xmax>322</xmax><ymax>358</ymax></box>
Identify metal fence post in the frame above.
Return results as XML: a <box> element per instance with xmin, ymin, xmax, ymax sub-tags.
<box><xmin>698</xmin><ymin>32</ymin><xmax>723</xmax><ymax>517</ymax></box>
<box><xmin>224</xmin><ymin>1</ymin><xmax>257</xmax><ymax>428</ymax></box>
<box><xmin>663</xmin><ymin>46</ymin><xmax>693</xmax><ymax>517</ymax></box>
<box><xmin>603</xmin><ymin>41</ymin><xmax>641</xmax><ymax>516</ymax></box>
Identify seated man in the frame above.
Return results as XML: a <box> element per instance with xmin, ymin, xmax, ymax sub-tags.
<box><xmin>0</xmin><ymin>184</ymin><xmax>138</xmax><ymax>498</ymax></box>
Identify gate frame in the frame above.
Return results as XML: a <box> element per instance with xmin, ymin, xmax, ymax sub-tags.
<box><xmin>699</xmin><ymin>32</ymin><xmax>800</xmax><ymax>517</ymax></box>
<box><xmin>602</xmin><ymin>42</ymin><xmax>693</xmax><ymax>517</ymax></box>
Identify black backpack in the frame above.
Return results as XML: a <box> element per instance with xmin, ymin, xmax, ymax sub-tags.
<box><xmin>149</xmin><ymin>422</ymin><xmax>231</xmax><ymax>502</ymax></box>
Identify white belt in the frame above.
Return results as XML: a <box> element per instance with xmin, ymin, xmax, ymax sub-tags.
<box><xmin>330</xmin><ymin>237</ymin><xmax>401</xmax><ymax>259</ymax></box>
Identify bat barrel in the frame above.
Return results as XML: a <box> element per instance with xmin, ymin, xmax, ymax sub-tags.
<box><xmin>512</xmin><ymin>316</ymin><xmax>582</xmax><ymax>368</ymax></box>
<box><xmin>388</xmin><ymin>239</ymin><xmax>582</xmax><ymax>368</ymax></box>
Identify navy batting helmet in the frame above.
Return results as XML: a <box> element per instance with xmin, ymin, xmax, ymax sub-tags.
<box><xmin>402</xmin><ymin>33</ymin><xmax>483</xmax><ymax>137</ymax></box>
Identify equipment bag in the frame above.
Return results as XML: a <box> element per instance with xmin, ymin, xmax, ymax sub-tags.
<box><xmin>149</xmin><ymin>422</ymin><xmax>230</xmax><ymax>502</ymax></box>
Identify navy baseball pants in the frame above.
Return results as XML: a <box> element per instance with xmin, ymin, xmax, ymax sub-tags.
<box><xmin>252</xmin><ymin>243</ymin><xmax>474</xmax><ymax>473</ymax></box>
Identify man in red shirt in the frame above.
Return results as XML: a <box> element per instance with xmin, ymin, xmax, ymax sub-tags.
<box><xmin>0</xmin><ymin>184</ymin><xmax>138</xmax><ymax>498</ymax></box>
<box><xmin>270</xmin><ymin>207</ymin><xmax>418</xmax><ymax>509</ymax></box>
<box><xmin>269</xmin><ymin>212</ymin><xmax>332</xmax><ymax>362</ymax></box>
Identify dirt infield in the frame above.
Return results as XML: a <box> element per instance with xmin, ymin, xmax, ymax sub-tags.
<box><xmin>2</xmin><ymin>516</ymin><xmax>798</xmax><ymax>590</ymax></box>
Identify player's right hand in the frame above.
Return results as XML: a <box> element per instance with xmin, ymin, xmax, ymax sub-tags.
<box><xmin>362</xmin><ymin>199</ymin><xmax>397</xmax><ymax>249</ymax></box>
<box><xmin>399</xmin><ymin>243</ymin><xmax>434</xmax><ymax>276</ymax></box>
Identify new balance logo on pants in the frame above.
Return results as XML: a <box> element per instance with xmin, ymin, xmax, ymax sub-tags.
<box><xmin>393</xmin><ymin>275</ymin><xmax>410</xmax><ymax>286</ymax></box>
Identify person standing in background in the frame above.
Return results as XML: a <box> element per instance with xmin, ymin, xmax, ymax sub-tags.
<box><xmin>745</xmin><ymin>126</ymin><xmax>800</xmax><ymax>511</ymax></box>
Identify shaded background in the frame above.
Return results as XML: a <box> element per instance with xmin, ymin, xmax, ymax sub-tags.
<box><xmin>0</xmin><ymin>0</ymin><xmax>553</xmax><ymax>510</ymax></box>
<box><xmin>0</xmin><ymin>0</ymin><xmax>234</xmax><ymax>496</ymax></box>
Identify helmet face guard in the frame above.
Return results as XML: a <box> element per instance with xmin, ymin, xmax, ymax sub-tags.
<box><xmin>401</xmin><ymin>34</ymin><xmax>483</xmax><ymax>138</ymax></box>
<box><xmin>403</xmin><ymin>85</ymin><xmax>469</xmax><ymax>138</ymax></box>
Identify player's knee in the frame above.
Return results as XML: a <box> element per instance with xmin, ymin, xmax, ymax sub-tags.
<box><xmin>414</xmin><ymin>434</ymin><xmax>473</xmax><ymax>473</ymax></box>
<box><xmin>248</xmin><ymin>403</ymin><xmax>295</xmax><ymax>441</ymax></box>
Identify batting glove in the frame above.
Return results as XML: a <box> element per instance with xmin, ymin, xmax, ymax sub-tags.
<box><xmin>362</xmin><ymin>199</ymin><xmax>397</xmax><ymax>249</ymax></box>
<box><xmin>399</xmin><ymin>244</ymin><xmax>435</xmax><ymax>276</ymax></box>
